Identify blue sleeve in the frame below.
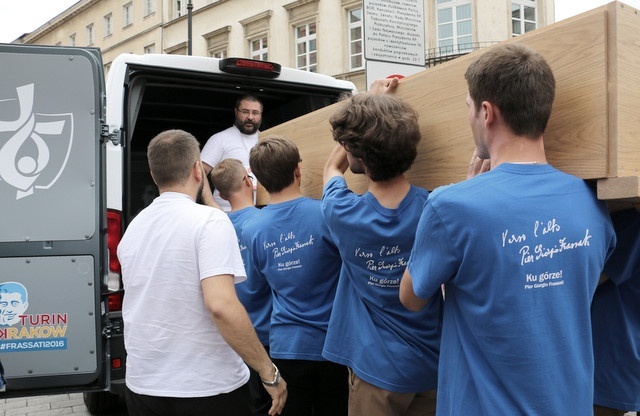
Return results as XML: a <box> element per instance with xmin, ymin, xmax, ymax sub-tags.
<box><xmin>408</xmin><ymin>197</ymin><xmax>460</xmax><ymax>298</ymax></box>
<box><xmin>603</xmin><ymin>208</ymin><xmax>640</xmax><ymax>286</ymax></box>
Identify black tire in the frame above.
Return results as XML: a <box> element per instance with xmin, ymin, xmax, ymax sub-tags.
<box><xmin>83</xmin><ymin>391</ymin><xmax>122</xmax><ymax>414</ymax></box>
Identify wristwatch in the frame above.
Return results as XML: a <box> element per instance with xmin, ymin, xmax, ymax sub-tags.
<box><xmin>261</xmin><ymin>363</ymin><xmax>281</xmax><ymax>387</ymax></box>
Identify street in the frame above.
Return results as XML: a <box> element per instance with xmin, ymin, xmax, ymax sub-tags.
<box><xmin>0</xmin><ymin>393</ymin><xmax>127</xmax><ymax>416</ymax></box>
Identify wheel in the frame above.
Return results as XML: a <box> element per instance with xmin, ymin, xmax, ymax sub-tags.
<box><xmin>83</xmin><ymin>391</ymin><xmax>122</xmax><ymax>414</ymax></box>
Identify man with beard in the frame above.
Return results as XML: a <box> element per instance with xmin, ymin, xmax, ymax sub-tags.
<box><xmin>201</xmin><ymin>93</ymin><xmax>263</xmax><ymax>210</ymax></box>
<box><xmin>118</xmin><ymin>130</ymin><xmax>287</xmax><ymax>416</ymax></box>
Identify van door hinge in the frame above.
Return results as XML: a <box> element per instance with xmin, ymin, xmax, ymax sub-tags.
<box><xmin>101</xmin><ymin>125</ymin><xmax>121</xmax><ymax>146</ymax></box>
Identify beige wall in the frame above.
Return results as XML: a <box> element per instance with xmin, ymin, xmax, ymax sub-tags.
<box><xmin>17</xmin><ymin>0</ymin><xmax>554</xmax><ymax>92</ymax></box>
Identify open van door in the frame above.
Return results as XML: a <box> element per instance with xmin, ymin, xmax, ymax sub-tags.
<box><xmin>0</xmin><ymin>44</ymin><xmax>108</xmax><ymax>397</ymax></box>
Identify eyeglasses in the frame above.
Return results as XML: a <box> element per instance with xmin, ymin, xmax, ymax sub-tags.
<box><xmin>237</xmin><ymin>109</ymin><xmax>262</xmax><ymax>117</ymax></box>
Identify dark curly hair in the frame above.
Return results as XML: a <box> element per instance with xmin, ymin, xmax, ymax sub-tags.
<box><xmin>329</xmin><ymin>94</ymin><xmax>421</xmax><ymax>182</ymax></box>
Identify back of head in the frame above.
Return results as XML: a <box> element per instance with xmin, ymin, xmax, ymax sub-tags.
<box><xmin>464</xmin><ymin>43</ymin><xmax>555</xmax><ymax>138</ymax></box>
<box><xmin>249</xmin><ymin>135</ymin><xmax>300</xmax><ymax>193</ymax></box>
<box><xmin>210</xmin><ymin>158</ymin><xmax>246</xmax><ymax>199</ymax></box>
<box><xmin>329</xmin><ymin>93</ymin><xmax>421</xmax><ymax>182</ymax></box>
<box><xmin>147</xmin><ymin>129</ymin><xmax>200</xmax><ymax>188</ymax></box>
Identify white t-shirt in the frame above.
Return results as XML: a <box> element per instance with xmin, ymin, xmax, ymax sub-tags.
<box><xmin>118</xmin><ymin>192</ymin><xmax>249</xmax><ymax>397</ymax></box>
<box><xmin>201</xmin><ymin>125</ymin><xmax>259</xmax><ymax>210</ymax></box>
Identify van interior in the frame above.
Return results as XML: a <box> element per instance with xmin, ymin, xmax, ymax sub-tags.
<box><xmin>122</xmin><ymin>63</ymin><xmax>353</xmax><ymax>221</ymax></box>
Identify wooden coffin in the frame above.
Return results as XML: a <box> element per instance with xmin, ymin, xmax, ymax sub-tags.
<box><xmin>258</xmin><ymin>1</ymin><xmax>640</xmax><ymax>206</ymax></box>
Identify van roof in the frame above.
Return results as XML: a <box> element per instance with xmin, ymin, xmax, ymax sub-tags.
<box><xmin>105</xmin><ymin>54</ymin><xmax>356</xmax><ymax>137</ymax></box>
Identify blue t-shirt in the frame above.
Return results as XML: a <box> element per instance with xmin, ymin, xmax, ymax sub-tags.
<box><xmin>321</xmin><ymin>176</ymin><xmax>442</xmax><ymax>393</ymax></box>
<box><xmin>408</xmin><ymin>163</ymin><xmax>616</xmax><ymax>415</ymax></box>
<box><xmin>228</xmin><ymin>206</ymin><xmax>271</xmax><ymax>347</ymax></box>
<box><xmin>592</xmin><ymin>208</ymin><xmax>640</xmax><ymax>410</ymax></box>
<box><xmin>241</xmin><ymin>197</ymin><xmax>341</xmax><ymax>361</ymax></box>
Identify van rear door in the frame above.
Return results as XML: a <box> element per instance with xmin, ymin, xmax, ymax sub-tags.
<box><xmin>0</xmin><ymin>44</ymin><xmax>107</xmax><ymax>395</ymax></box>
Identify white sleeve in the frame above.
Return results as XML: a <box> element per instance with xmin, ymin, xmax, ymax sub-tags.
<box><xmin>197</xmin><ymin>210</ymin><xmax>247</xmax><ymax>283</ymax></box>
<box><xmin>200</xmin><ymin>132</ymin><xmax>224</xmax><ymax>168</ymax></box>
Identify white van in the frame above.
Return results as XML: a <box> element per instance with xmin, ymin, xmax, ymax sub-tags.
<box><xmin>0</xmin><ymin>43</ymin><xmax>355</xmax><ymax>413</ymax></box>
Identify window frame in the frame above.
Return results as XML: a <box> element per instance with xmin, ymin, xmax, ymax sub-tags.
<box><xmin>436</xmin><ymin>0</ymin><xmax>473</xmax><ymax>55</ymax></box>
<box><xmin>347</xmin><ymin>7</ymin><xmax>363</xmax><ymax>70</ymax></box>
<box><xmin>511</xmin><ymin>0</ymin><xmax>537</xmax><ymax>37</ymax></box>
<box><xmin>122</xmin><ymin>2</ymin><xmax>134</xmax><ymax>28</ymax></box>
<box><xmin>103</xmin><ymin>13</ymin><xmax>112</xmax><ymax>38</ymax></box>
<box><xmin>249</xmin><ymin>36</ymin><xmax>269</xmax><ymax>61</ymax></box>
<box><xmin>86</xmin><ymin>23</ymin><xmax>94</xmax><ymax>45</ymax></box>
<box><xmin>143</xmin><ymin>0</ymin><xmax>156</xmax><ymax>17</ymax></box>
<box><xmin>294</xmin><ymin>21</ymin><xmax>317</xmax><ymax>72</ymax></box>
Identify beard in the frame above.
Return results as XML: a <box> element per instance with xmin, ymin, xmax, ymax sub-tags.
<box><xmin>195</xmin><ymin>175</ymin><xmax>205</xmax><ymax>204</ymax></box>
<box><xmin>235</xmin><ymin>118</ymin><xmax>260</xmax><ymax>135</ymax></box>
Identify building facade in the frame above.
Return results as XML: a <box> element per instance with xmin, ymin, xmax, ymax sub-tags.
<box><xmin>13</xmin><ymin>0</ymin><xmax>554</xmax><ymax>92</ymax></box>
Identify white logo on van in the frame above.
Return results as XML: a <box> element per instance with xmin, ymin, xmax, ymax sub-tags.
<box><xmin>0</xmin><ymin>84</ymin><xmax>73</xmax><ymax>200</ymax></box>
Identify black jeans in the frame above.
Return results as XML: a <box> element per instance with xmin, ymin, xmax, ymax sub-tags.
<box><xmin>272</xmin><ymin>358</ymin><xmax>348</xmax><ymax>416</ymax></box>
<box><xmin>125</xmin><ymin>383</ymin><xmax>251</xmax><ymax>416</ymax></box>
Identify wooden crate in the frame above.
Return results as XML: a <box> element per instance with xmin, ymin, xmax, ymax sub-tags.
<box><xmin>258</xmin><ymin>1</ymin><xmax>640</xmax><ymax>206</ymax></box>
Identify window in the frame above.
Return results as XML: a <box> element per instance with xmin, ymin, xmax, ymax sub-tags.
<box><xmin>348</xmin><ymin>8</ymin><xmax>363</xmax><ymax>70</ymax></box>
<box><xmin>86</xmin><ymin>24</ymin><xmax>94</xmax><ymax>45</ymax></box>
<box><xmin>69</xmin><ymin>33</ymin><xmax>76</xmax><ymax>46</ymax></box>
<box><xmin>144</xmin><ymin>44</ymin><xmax>156</xmax><ymax>54</ymax></box>
<box><xmin>123</xmin><ymin>2</ymin><xmax>133</xmax><ymax>27</ymax></box>
<box><xmin>211</xmin><ymin>49</ymin><xmax>227</xmax><ymax>59</ymax></box>
<box><xmin>295</xmin><ymin>22</ymin><xmax>317</xmax><ymax>72</ymax></box>
<box><xmin>204</xmin><ymin>26</ymin><xmax>231</xmax><ymax>59</ymax></box>
<box><xmin>512</xmin><ymin>0</ymin><xmax>537</xmax><ymax>36</ymax></box>
<box><xmin>436</xmin><ymin>0</ymin><xmax>472</xmax><ymax>55</ymax></box>
<box><xmin>144</xmin><ymin>0</ymin><xmax>156</xmax><ymax>17</ymax></box>
<box><xmin>240</xmin><ymin>11</ymin><xmax>271</xmax><ymax>61</ymax></box>
<box><xmin>103</xmin><ymin>13</ymin><xmax>112</xmax><ymax>37</ymax></box>
<box><xmin>250</xmin><ymin>36</ymin><xmax>268</xmax><ymax>61</ymax></box>
<box><xmin>173</xmin><ymin>0</ymin><xmax>186</xmax><ymax>18</ymax></box>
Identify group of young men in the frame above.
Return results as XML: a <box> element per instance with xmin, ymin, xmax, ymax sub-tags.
<box><xmin>117</xmin><ymin>42</ymin><xmax>639</xmax><ymax>416</ymax></box>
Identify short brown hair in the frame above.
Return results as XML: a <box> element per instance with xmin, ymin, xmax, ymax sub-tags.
<box><xmin>209</xmin><ymin>158</ymin><xmax>246</xmax><ymax>200</ymax></box>
<box><xmin>147</xmin><ymin>129</ymin><xmax>200</xmax><ymax>187</ymax></box>
<box><xmin>330</xmin><ymin>93</ymin><xmax>421</xmax><ymax>182</ymax></box>
<box><xmin>249</xmin><ymin>135</ymin><xmax>300</xmax><ymax>193</ymax></box>
<box><xmin>465</xmin><ymin>43</ymin><xmax>555</xmax><ymax>138</ymax></box>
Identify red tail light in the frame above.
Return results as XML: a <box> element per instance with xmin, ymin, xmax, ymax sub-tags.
<box><xmin>106</xmin><ymin>210</ymin><xmax>124</xmax><ymax>312</ymax></box>
<box><xmin>107</xmin><ymin>210</ymin><xmax>122</xmax><ymax>274</ymax></box>
<box><xmin>108</xmin><ymin>292</ymin><xmax>123</xmax><ymax>312</ymax></box>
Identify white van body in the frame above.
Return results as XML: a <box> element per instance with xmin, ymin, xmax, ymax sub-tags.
<box><xmin>0</xmin><ymin>44</ymin><xmax>355</xmax><ymax>413</ymax></box>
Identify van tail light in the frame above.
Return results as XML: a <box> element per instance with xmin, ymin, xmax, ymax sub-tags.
<box><xmin>219</xmin><ymin>58</ymin><xmax>281</xmax><ymax>78</ymax></box>
<box><xmin>106</xmin><ymin>210</ymin><xmax>122</xmax><ymax>274</ymax></box>
<box><xmin>106</xmin><ymin>210</ymin><xmax>123</xmax><ymax>312</ymax></box>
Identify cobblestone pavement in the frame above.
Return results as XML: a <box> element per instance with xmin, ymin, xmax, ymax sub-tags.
<box><xmin>0</xmin><ymin>393</ymin><xmax>637</xmax><ymax>415</ymax></box>
<box><xmin>0</xmin><ymin>393</ymin><xmax>127</xmax><ymax>416</ymax></box>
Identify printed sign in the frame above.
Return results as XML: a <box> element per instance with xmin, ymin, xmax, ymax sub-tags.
<box><xmin>0</xmin><ymin>281</ymin><xmax>68</xmax><ymax>352</ymax></box>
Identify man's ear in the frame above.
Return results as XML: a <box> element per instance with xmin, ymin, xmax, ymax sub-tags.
<box><xmin>194</xmin><ymin>160</ymin><xmax>204</xmax><ymax>182</ymax></box>
<box><xmin>482</xmin><ymin>101</ymin><xmax>496</xmax><ymax>128</ymax></box>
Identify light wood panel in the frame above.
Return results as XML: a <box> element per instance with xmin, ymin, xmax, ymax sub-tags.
<box><xmin>258</xmin><ymin>1</ymin><xmax>640</xmax><ymax>205</ymax></box>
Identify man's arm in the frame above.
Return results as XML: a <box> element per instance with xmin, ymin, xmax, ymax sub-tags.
<box><xmin>202</xmin><ymin>161</ymin><xmax>214</xmax><ymax>176</ymax></box>
<box><xmin>323</xmin><ymin>145</ymin><xmax>350</xmax><ymax>185</ymax></box>
<box><xmin>202</xmin><ymin>275</ymin><xmax>287</xmax><ymax>416</ymax></box>
<box><xmin>200</xmin><ymin>173</ymin><xmax>223</xmax><ymax>210</ymax></box>
<box><xmin>399</xmin><ymin>268</ymin><xmax>430</xmax><ymax>311</ymax></box>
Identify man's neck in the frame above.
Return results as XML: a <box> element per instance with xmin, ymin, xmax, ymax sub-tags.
<box><xmin>489</xmin><ymin>134</ymin><xmax>548</xmax><ymax>169</ymax></box>
<box><xmin>268</xmin><ymin>185</ymin><xmax>303</xmax><ymax>204</ymax></box>
<box><xmin>368</xmin><ymin>175</ymin><xmax>411</xmax><ymax>209</ymax></box>
<box><xmin>229</xmin><ymin>197</ymin><xmax>254</xmax><ymax>212</ymax></box>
